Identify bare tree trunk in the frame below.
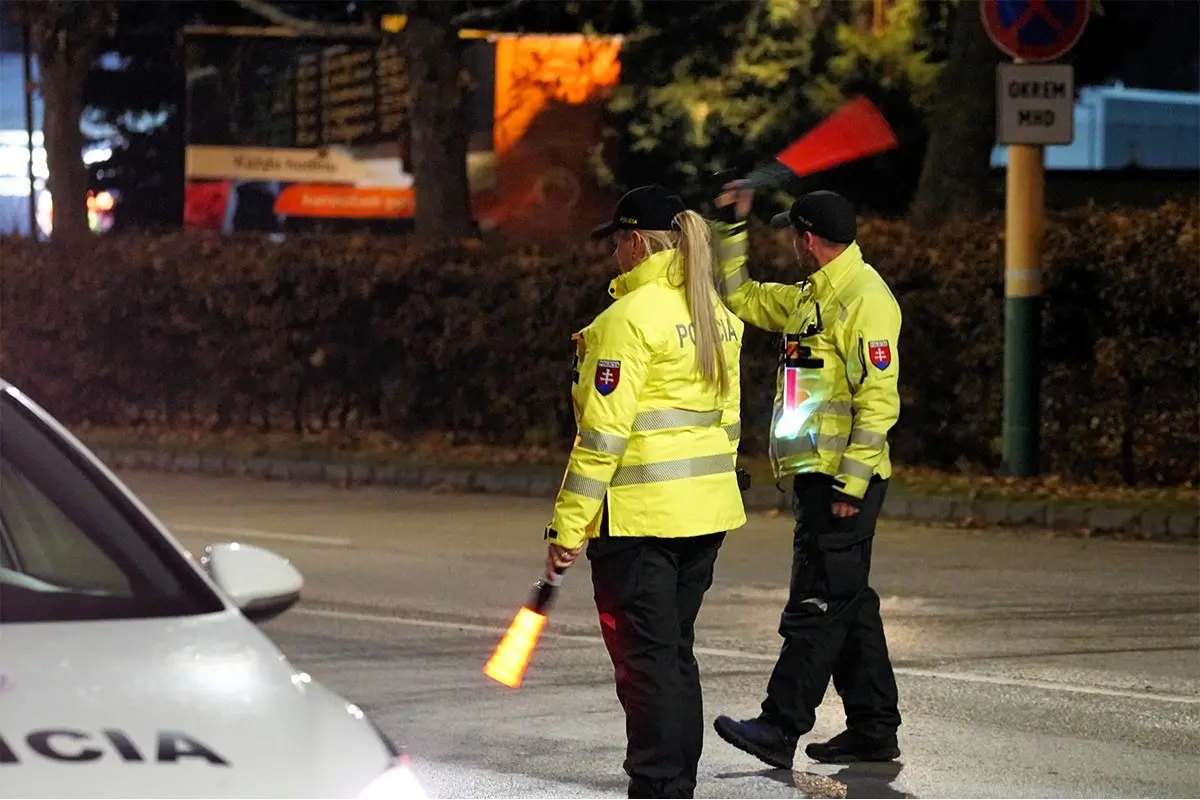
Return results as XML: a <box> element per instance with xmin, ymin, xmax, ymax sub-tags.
<box><xmin>39</xmin><ymin>55</ymin><xmax>90</xmax><ymax>244</ymax></box>
<box><xmin>402</xmin><ymin>5</ymin><xmax>474</xmax><ymax>242</ymax></box>
<box><xmin>16</xmin><ymin>1</ymin><xmax>113</xmax><ymax>245</ymax></box>
<box><xmin>908</xmin><ymin>0</ymin><xmax>1002</xmax><ymax>229</ymax></box>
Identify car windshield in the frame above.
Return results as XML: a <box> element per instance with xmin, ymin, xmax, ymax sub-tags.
<box><xmin>0</xmin><ymin>391</ymin><xmax>224</xmax><ymax>623</ymax></box>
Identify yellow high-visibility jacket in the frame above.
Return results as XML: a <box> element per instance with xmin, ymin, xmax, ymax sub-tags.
<box><xmin>714</xmin><ymin>220</ymin><xmax>902</xmax><ymax>501</ymax></box>
<box><xmin>546</xmin><ymin>248</ymin><xmax>748</xmax><ymax>550</ymax></box>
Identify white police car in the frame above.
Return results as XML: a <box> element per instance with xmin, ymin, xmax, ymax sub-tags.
<box><xmin>0</xmin><ymin>380</ymin><xmax>426</xmax><ymax>799</ymax></box>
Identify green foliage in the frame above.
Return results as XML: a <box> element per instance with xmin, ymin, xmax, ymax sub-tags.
<box><xmin>602</xmin><ymin>0</ymin><xmax>953</xmax><ymax>214</ymax></box>
<box><xmin>795</xmin><ymin>0</ymin><xmax>946</xmax><ymax>215</ymax></box>
<box><xmin>606</xmin><ymin>0</ymin><xmax>827</xmax><ymax>197</ymax></box>
<box><xmin>2</xmin><ymin>201</ymin><xmax>1197</xmax><ymax>486</ymax></box>
<box><xmin>803</xmin><ymin>0</ymin><xmax>941</xmax><ymax>114</ymax></box>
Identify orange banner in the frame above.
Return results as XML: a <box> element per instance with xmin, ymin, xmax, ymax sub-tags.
<box><xmin>273</xmin><ymin>185</ymin><xmax>416</xmax><ymax>218</ymax></box>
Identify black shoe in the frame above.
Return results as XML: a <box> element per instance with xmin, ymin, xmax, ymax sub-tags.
<box><xmin>804</xmin><ymin>729</ymin><xmax>900</xmax><ymax>764</ymax></box>
<box><xmin>627</xmin><ymin>776</ymin><xmax>692</xmax><ymax>798</ymax></box>
<box><xmin>713</xmin><ymin>715</ymin><xmax>798</xmax><ymax>770</ymax></box>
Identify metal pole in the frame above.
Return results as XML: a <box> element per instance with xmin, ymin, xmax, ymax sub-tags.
<box><xmin>1002</xmin><ymin>91</ymin><xmax>1044</xmax><ymax>477</ymax></box>
<box><xmin>22</xmin><ymin>18</ymin><xmax>37</xmax><ymax>240</ymax></box>
<box><xmin>180</xmin><ymin>28</ymin><xmax>192</xmax><ymax>230</ymax></box>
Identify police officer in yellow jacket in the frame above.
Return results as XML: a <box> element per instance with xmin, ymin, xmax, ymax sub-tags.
<box><xmin>709</xmin><ymin>187</ymin><xmax>903</xmax><ymax>768</ymax></box>
<box><xmin>544</xmin><ymin>184</ymin><xmax>746</xmax><ymax>798</ymax></box>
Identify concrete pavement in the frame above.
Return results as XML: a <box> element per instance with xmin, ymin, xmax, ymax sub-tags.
<box><xmin>122</xmin><ymin>472</ymin><xmax>1200</xmax><ymax>799</ymax></box>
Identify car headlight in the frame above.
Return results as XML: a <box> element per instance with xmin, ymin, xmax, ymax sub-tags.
<box><xmin>356</xmin><ymin>757</ymin><xmax>428</xmax><ymax>800</ymax></box>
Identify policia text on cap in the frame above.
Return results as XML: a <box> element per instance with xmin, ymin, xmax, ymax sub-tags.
<box><xmin>709</xmin><ymin>184</ymin><xmax>904</xmax><ymax>769</ymax></box>
<box><xmin>542</xmin><ymin>185</ymin><xmax>747</xmax><ymax>798</ymax></box>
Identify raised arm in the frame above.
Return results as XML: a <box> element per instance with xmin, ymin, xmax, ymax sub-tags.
<box><xmin>713</xmin><ymin>219</ymin><xmax>802</xmax><ymax>334</ymax></box>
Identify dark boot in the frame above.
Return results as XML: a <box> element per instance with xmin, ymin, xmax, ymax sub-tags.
<box><xmin>712</xmin><ymin>715</ymin><xmax>798</xmax><ymax>770</ymax></box>
<box><xmin>627</xmin><ymin>777</ymin><xmax>692</xmax><ymax>798</ymax></box>
<box><xmin>804</xmin><ymin>729</ymin><xmax>900</xmax><ymax>764</ymax></box>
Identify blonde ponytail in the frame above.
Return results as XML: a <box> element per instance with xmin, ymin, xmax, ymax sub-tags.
<box><xmin>674</xmin><ymin>210</ymin><xmax>729</xmax><ymax>398</ymax></box>
<box><xmin>631</xmin><ymin>211</ymin><xmax>731</xmax><ymax>396</ymax></box>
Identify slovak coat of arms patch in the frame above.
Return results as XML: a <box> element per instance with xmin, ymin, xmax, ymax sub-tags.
<box><xmin>868</xmin><ymin>340</ymin><xmax>892</xmax><ymax>371</ymax></box>
<box><xmin>595</xmin><ymin>359</ymin><xmax>621</xmax><ymax>396</ymax></box>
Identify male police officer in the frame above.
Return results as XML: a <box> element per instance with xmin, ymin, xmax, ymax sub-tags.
<box><xmin>709</xmin><ymin>186</ymin><xmax>903</xmax><ymax>768</ymax></box>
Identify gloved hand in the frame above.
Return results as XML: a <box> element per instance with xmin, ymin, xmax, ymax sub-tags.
<box><xmin>736</xmin><ymin>468</ymin><xmax>752</xmax><ymax>492</ymax></box>
<box><xmin>707</xmin><ymin>169</ymin><xmax>743</xmax><ymax>224</ymax></box>
<box><xmin>714</xmin><ymin>179</ymin><xmax>756</xmax><ymax>223</ymax></box>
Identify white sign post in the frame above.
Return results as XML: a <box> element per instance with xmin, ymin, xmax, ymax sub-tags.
<box><xmin>996</xmin><ymin>63</ymin><xmax>1075</xmax><ymax>146</ymax></box>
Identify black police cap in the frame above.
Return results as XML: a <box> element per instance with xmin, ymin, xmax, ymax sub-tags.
<box><xmin>590</xmin><ymin>184</ymin><xmax>687</xmax><ymax>240</ymax></box>
<box><xmin>769</xmin><ymin>190</ymin><xmax>857</xmax><ymax>244</ymax></box>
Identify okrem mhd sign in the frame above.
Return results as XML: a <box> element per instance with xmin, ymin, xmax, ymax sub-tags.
<box><xmin>996</xmin><ymin>63</ymin><xmax>1075</xmax><ymax>146</ymax></box>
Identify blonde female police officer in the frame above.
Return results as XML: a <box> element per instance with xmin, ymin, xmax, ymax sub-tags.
<box><xmin>543</xmin><ymin>185</ymin><xmax>746</xmax><ymax>799</ymax></box>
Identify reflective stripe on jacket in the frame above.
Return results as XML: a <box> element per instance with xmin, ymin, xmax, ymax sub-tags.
<box><xmin>714</xmin><ymin>220</ymin><xmax>902</xmax><ymax>500</ymax></box>
<box><xmin>547</xmin><ymin>248</ymin><xmax>747</xmax><ymax>550</ymax></box>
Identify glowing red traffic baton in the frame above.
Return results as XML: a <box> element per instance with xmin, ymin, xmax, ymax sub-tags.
<box><xmin>484</xmin><ymin>569</ymin><xmax>565</xmax><ymax>689</ymax></box>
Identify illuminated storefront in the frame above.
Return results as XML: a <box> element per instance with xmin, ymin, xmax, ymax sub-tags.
<box><xmin>183</xmin><ymin>23</ymin><xmax>624</xmax><ymax>240</ymax></box>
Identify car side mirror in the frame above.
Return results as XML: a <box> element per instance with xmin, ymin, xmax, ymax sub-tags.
<box><xmin>200</xmin><ymin>542</ymin><xmax>303</xmax><ymax>623</ymax></box>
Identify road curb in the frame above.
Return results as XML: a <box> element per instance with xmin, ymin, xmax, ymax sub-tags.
<box><xmin>89</xmin><ymin>445</ymin><xmax>1200</xmax><ymax>541</ymax></box>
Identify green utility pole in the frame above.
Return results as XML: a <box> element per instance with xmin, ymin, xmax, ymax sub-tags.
<box><xmin>1002</xmin><ymin>141</ymin><xmax>1043</xmax><ymax>477</ymax></box>
<box><xmin>982</xmin><ymin>0</ymin><xmax>1093</xmax><ymax>478</ymax></box>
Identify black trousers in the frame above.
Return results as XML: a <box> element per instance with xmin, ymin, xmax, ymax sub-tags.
<box><xmin>760</xmin><ymin>473</ymin><xmax>902</xmax><ymax>741</ymax></box>
<box><xmin>588</xmin><ymin>529</ymin><xmax>726</xmax><ymax>799</ymax></box>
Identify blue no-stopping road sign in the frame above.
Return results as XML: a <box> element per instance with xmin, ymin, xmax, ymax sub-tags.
<box><xmin>981</xmin><ymin>0</ymin><xmax>1091</xmax><ymax>62</ymax></box>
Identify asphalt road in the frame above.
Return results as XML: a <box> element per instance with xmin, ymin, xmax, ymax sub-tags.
<box><xmin>121</xmin><ymin>472</ymin><xmax>1200</xmax><ymax>800</ymax></box>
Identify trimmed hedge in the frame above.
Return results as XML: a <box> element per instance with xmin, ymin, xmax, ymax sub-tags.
<box><xmin>2</xmin><ymin>201</ymin><xmax>1197</xmax><ymax>486</ymax></box>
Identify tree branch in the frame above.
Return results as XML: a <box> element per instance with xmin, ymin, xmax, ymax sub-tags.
<box><xmin>230</xmin><ymin>0</ymin><xmax>382</xmax><ymax>40</ymax></box>
<box><xmin>450</xmin><ymin>0</ymin><xmax>534</xmax><ymax>29</ymax></box>
<box><xmin>231</xmin><ymin>0</ymin><xmax>535</xmax><ymax>39</ymax></box>
<box><xmin>232</xmin><ymin>0</ymin><xmax>313</xmax><ymax>29</ymax></box>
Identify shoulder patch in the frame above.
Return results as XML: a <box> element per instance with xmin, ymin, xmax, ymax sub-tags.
<box><xmin>594</xmin><ymin>359</ymin><xmax>621</xmax><ymax>396</ymax></box>
<box><xmin>868</xmin><ymin>340</ymin><xmax>892</xmax><ymax>371</ymax></box>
